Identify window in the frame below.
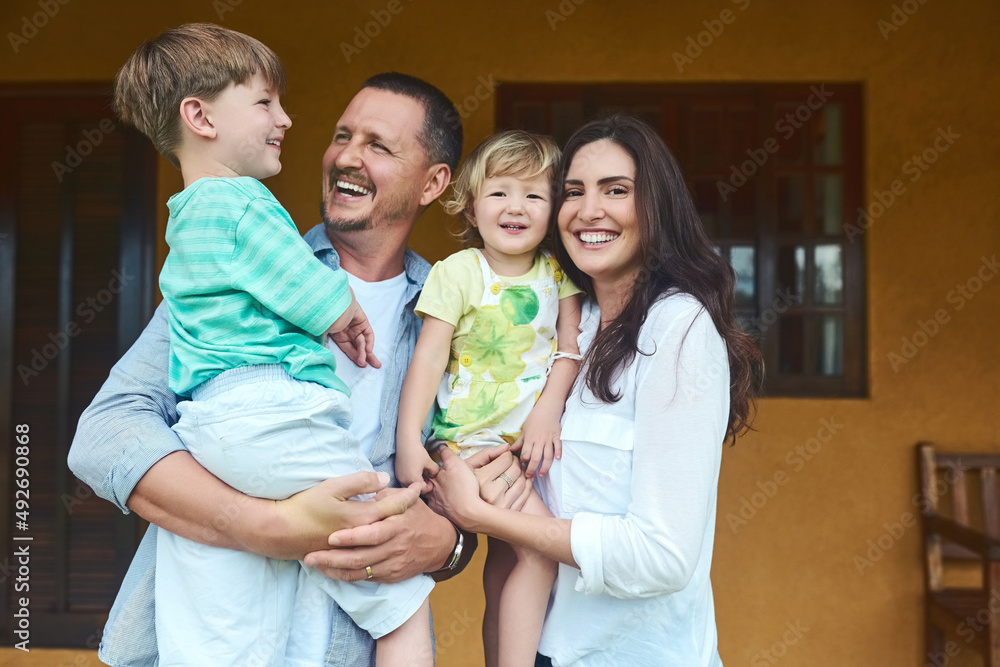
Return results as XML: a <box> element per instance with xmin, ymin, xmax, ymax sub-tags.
<box><xmin>498</xmin><ymin>83</ymin><xmax>865</xmax><ymax>397</ymax></box>
<box><xmin>1</xmin><ymin>87</ymin><xmax>157</xmax><ymax>645</ymax></box>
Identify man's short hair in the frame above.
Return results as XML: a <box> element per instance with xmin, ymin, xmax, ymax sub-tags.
<box><xmin>361</xmin><ymin>72</ymin><xmax>463</xmax><ymax>173</ymax></box>
<box><xmin>113</xmin><ymin>23</ymin><xmax>287</xmax><ymax>168</ymax></box>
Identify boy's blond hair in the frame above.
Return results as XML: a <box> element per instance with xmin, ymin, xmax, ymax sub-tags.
<box><xmin>113</xmin><ymin>23</ymin><xmax>287</xmax><ymax>169</ymax></box>
<box><xmin>442</xmin><ymin>130</ymin><xmax>560</xmax><ymax>247</ymax></box>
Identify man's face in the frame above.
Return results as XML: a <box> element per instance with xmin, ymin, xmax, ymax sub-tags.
<box><xmin>321</xmin><ymin>88</ymin><xmax>432</xmax><ymax>234</ymax></box>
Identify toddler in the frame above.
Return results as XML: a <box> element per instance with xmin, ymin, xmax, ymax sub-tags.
<box><xmin>396</xmin><ymin>129</ymin><xmax>582</xmax><ymax>667</ymax></box>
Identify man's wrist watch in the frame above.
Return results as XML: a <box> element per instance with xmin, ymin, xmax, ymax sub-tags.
<box><xmin>442</xmin><ymin>522</ymin><xmax>464</xmax><ymax>571</ymax></box>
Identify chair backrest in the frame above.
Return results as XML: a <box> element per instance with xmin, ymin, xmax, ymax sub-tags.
<box><xmin>917</xmin><ymin>442</ymin><xmax>1000</xmax><ymax>590</ymax></box>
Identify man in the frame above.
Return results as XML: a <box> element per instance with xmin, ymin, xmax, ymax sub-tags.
<box><xmin>69</xmin><ymin>72</ymin><xmax>527</xmax><ymax>667</ymax></box>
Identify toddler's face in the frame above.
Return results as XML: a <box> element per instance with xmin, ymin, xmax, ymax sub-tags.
<box><xmin>472</xmin><ymin>173</ymin><xmax>552</xmax><ymax>268</ymax></box>
<box><xmin>206</xmin><ymin>72</ymin><xmax>291</xmax><ymax>180</ymax></box>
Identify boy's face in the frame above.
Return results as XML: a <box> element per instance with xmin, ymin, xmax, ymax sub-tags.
<box><xmin>206</xmin><ymin>73</ymin><xmax>291</xmax><ymax>180</ymax></box>
<box><xmin>472</xmin><ymin>172</ymin><xmax>552</xmax><ymax>271</ymax></box>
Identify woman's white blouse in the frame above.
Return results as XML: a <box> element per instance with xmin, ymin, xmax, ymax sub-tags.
<box><xmin>537</xmin><ymin>292</ymin><xmax>729</xmax><ymax>667</ymax></box>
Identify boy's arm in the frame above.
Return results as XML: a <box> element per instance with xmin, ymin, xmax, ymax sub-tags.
<box><xmin>395</xmin><ymin>315</ymin><xmax>455</xmax><ymax>490</ymax></box>
<box><xmin>516</xmin><ymin>294</ymin><xmax>582</xmax><ymax>477</ymax></box>
<box><xmin>67</xmin><ymin>304</ymin><xmax>423</xmax><ymax>561</ymax></box>
<box><xmin>230</xmin><ymin>199</ymin><xmax>353</xmax><ymax>339</ymax></box>
<box><xmin>327</xmin><ymin>291</ymin><xmax>380</xmax><ymax>369</ymax></box>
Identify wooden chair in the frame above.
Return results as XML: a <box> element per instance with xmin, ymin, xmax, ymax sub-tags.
<box><xmin>918</xmin><ymin>441</ymin><xmax>1000</xmax><ymax>665</ymax></box>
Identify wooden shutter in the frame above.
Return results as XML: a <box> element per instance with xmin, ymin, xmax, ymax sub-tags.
<box><xmin>0</xmin><ymin>87</ymin><xmax>157</xmax><ymax>646</ymax></box>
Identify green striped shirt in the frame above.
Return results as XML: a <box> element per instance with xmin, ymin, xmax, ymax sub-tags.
<box><xmin>161</xmin><ymin>177</ymin><xmax>351</xmax><ymax>397</ymax></box>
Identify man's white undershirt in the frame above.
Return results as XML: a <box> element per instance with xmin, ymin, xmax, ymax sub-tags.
<box><xmin>326</xmin><ymin>270</ymin><xmax>409</xmax><ymax>459</ymax></box>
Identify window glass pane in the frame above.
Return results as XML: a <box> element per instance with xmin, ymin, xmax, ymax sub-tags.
<box><xmin>779</xmin><ymin>315</ymin><xmax>805</xmax><ymax>374</ymax></box>
<box><xmin>730</xmin><ymin>110</ymin><xmax>757</xmax><ymax>163</ymax></box>
<box><xmin>693</xmin><ymin>180</ymin><xmax>720</xmax><ymax>235</ymax></box>
<box><xmin>813</xmin><ymin>104</ymin><xmax>843</xmax><ymax>165</ymax></box>
<box><xmin>730</xmin><ymin>181</ymin><xmax>756</xmax><ymax>235</ymax></box>
<box><xmin>551</xmin><ymin>102</ymin><xmax>583</xmax><ymax>147</ymax></box>
<box><xmin>631</xmin><ymin>106</ymin><xmax>663</xmax><ymax>135</ymax></box>
<box><xmin>816</xmin><ymin>315</ymin><xmax>844</xmax><ymax>375</ymax></box>
<box><xmin>815</xmin><ymin>174</ymin><xmax>843</xmax><ymax>235</ymax></box>
<box><xmin>814</xmin><ymin>244</ymin><xmax>844</xmax><ymax>304</ymax></box>
<box><xmin>512</xmin><ymin>102</ymin><xmax>546</xmax><ymax>133</ymax></box>
<box><xmin>778</xmin><ymin>245</ymin><xmax>805</xmax><ymax>305</ymax></box>
<box><xmin>692</xmin><ymin>108</ymin><xmax>724</xmax><ymax>169</ymax></box>
<box><xmin>774</xmin><ymin>104</ymin><xmax>806</xmax><ymax>164</ymax></box>
<box><xmin>730</xmin><ymin>245</ymin><xmax>755</xmax><ymax>309</ymax></box>
<box><xmin>776</xmin><ymin>176</ymin><xmax>805</xmax><ymax>232</ymax></box>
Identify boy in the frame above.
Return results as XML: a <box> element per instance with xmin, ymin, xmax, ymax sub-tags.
<box><xmin>113</xmin><ymin>23</ymin><xmax>432</xmax><ymax>666</ymax></box>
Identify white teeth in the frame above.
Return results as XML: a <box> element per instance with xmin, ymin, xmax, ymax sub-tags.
<box><xmin>266</xmin><ymin>140</ymin><xmax>280</xmax><ymax>146</ymax></box>
<box><xmin>579</xmin><ymin>232</ymin><xmax>618</xmax><ymax>244</ymax></box>
<box><xmin>336</xmin><ymin>180</ymin><xmax>371</xmax><ymax>195</ymax></box>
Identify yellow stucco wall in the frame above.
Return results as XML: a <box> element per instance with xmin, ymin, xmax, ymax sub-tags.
<box><xmin>3</xmin><ymin>0</ymin><xmax>999</xmax><ymax>664</ymax></box>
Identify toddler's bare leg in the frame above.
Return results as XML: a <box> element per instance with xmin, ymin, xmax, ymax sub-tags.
<box><xmin>483</xmin><ymin>536</ymin><xmax>517</xmax><ymax>667</ymax></box>
<box><xmin>375</xmin><ymin>598</ymin><xmax>432</xmax><ymax>667</ymax></box>
<box><xmin>497</xmin><ymin>489</ymin><xmax>557</xmax><ymax>667</ymax></box>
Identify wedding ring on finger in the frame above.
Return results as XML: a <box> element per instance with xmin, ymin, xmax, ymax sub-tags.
<box><xmin>365</xmin><ymin>565</ymin><xmax>374</xmax><ymax>580</ymax></box>
<box><xmin>499</xmin><ymin>472</ymin><xmax>514</xmax><ymax>490</ymax></box>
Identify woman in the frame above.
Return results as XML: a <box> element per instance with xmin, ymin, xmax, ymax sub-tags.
<box><xmin>427</xmin><ymin>115</ymin><xmax>762</xmax><ymax>666</ymax></box>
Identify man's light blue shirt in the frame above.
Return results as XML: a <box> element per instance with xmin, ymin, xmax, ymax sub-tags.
<box><xmin>68</xmin><ymin>224</ymin><xmax>430</xmax><ymax>667</ymax></box>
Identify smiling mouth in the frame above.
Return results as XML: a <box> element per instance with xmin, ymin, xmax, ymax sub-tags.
<box><xmin>500</xmin><ymin>224</ymin><xmax>526</xmax><ymax>232</ymax></box>
<box><xmin>335</xmin><ymin>179</ymin><xmax>373</xmax><ymax>198</ymax></box>
<box><xmin>266</xmin><ymin>139</ymin><xmax>281</xmax><ymax>148</ymax></box>
<box><xmin>578</xmin><ymin>232</ymin><xmax>619</xmax><ymax>245</ymax></box>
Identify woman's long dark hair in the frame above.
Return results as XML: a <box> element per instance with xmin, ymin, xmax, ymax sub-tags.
<box><xmin>552</xmin><ymin>115</ymin><xmax>763</xmax><ymax>444</ymax></box>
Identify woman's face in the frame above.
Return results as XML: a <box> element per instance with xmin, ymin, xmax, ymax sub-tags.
<box><xmin>558</xmin><ymin>139</ymin><xmax>642</xmax><ymax>289</ymax></box>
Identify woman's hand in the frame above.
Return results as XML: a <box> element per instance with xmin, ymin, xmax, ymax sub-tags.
<box><xmin>426</xmin><ymin>447</ymin><xmax>500</xmax><ymax>531</ymax></box>
<box><xmin>464</xmin><ymin>445</ymin><xmax>532</xmax><ymax>510</ymax></box>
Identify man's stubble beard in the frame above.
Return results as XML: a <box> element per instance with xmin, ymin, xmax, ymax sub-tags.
<box><xmin>319</xmin><ymin>188</ymin><xmax>421</xmax><ymax>238</ymax></box>
<box><xmin>320</xmin><ymin>200</ymin><xmax>373</xmax><ymax>234</ymax></box>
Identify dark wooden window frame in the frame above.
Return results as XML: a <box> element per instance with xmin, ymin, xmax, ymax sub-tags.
<box><xmin>498</xmin><ymin>83</ymin><xmax>866</xmax><ymax>398</ymax></box>
<box><xmin>0</xmin><ymin>84</ymin><xmax>156</xmax><ymax>646</ymax></box>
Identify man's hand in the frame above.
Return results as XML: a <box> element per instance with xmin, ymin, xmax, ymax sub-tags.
<box><xmin>260</xmin><ymin>471</ymin><xmax>416</xmax><ymax>560</ymax></box>
<box><xmin>329</xmin><ymin>291</ymin><xmax>381</xmax><ymax>369</ymax></box>
<box><xmin>304</xmin><ymin>483</ymin><xmax>453</xmax><ymax>583</ymax></box>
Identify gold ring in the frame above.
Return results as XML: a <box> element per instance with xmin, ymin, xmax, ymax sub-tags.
<box><xmin>499</xmin><ymin>472</ymin><xmax>514</xmax><ymax>490</ymax></box>
<box><xmin>365</xmin><ymin>565</ymin><xmax>374</xmax><ymax>580</ymax></box>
